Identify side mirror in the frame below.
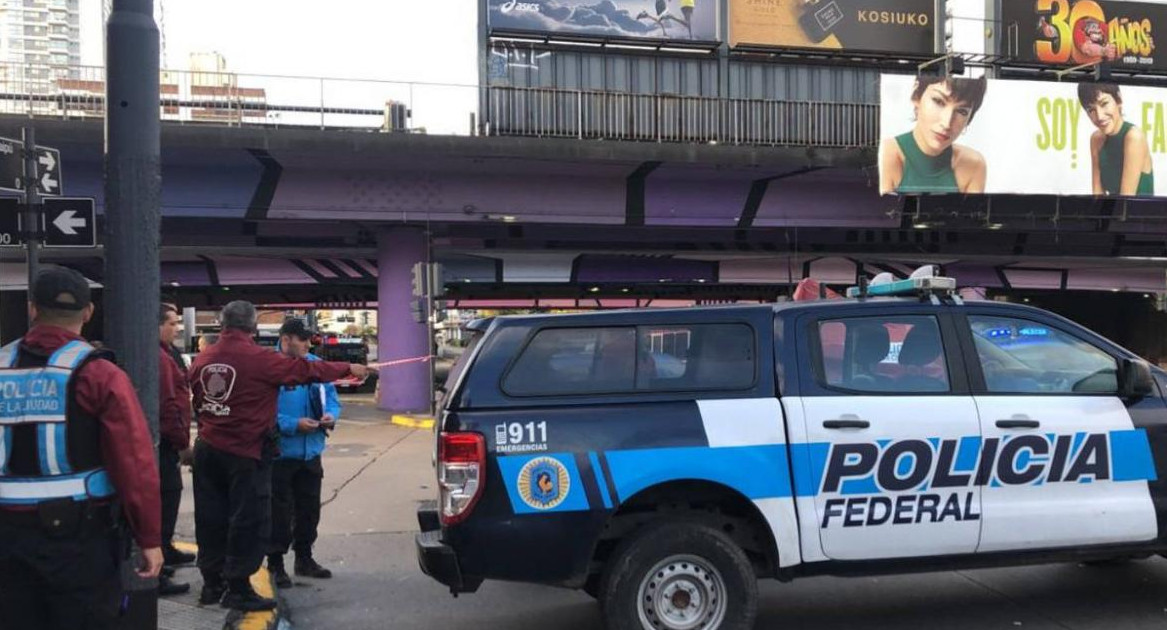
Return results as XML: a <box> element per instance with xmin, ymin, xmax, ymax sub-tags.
<box><xmin>1120</xmin><ymin>358</ymin><xmax>1155</xmax><ymax>399</ymax></box>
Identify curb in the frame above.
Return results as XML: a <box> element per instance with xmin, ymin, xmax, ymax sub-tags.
<box><xmin>223</xmin><ymin>565</ymin><xmax>282</xmax><ymax>630</ymax></box>
<box><xmin>391</xmin><ymin>414</ymin><xmax>435</xmax><ymax>429</ymax></box>
<box><xmin>169</xmin><ymin>542</ymin><xmax>288</xmax><ymax>630</ymax></box>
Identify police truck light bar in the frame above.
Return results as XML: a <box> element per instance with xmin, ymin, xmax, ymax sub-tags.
<box><xmin>846</xmin><ymin>265</ymin><xmax>956</xmax><ymax>298</ymax></box>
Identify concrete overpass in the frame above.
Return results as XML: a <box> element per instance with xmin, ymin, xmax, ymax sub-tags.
<box><xmin>3</xmin><ymin>112</ymin><xmax>1167</xmax><ymax>411</ymax></box>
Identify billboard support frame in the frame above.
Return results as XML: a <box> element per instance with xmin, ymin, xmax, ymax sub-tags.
<box><xmin>918</xmin><ymin>53</ymin><xmax>965</xmax><ymax>76</ymax></box>
<box><xmin>1053</xmin><ymin>60</ymin><xmax>1110</xmax><ymax>81</ymax></box>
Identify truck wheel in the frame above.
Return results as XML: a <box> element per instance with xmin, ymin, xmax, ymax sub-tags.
<box><xmin>600</xmin><ymin>522</ymin><xmax>757</xmax><ymax>630</ymax></box>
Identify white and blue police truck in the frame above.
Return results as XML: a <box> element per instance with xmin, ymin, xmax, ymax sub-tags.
<box><xmin>416</xmin><ymin>269</ymin><xmax>1166</xmax><ymax>630</ymax></box>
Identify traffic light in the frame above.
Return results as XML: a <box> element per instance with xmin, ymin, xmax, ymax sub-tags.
<box><xmin>429</xmin><ymin>262</ymin><xmax>446</xmax><ymax>297</ymax></box>
<box><xmin>411</xmin><ymin>262</ymin><xmax>427</xmax><ymax>298</ymax></box>
<box><xmin>410</xmin><ymin>298</ymin><xmax>427</xmax><ymax>324</ymax></box>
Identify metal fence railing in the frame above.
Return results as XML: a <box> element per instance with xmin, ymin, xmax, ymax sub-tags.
<box><xmin>0</xmin><ymin>63</ymin><xmax>479</xmax><ymax>135</ymax></box>
<box><xmin>0</xmin><ymin>63</ymin><xmax>880</xmax><ymax>149</ymax></box>
<box><xmin>486</xmin><ymin>87</ymin><xmax>878</xmax><ymax>148</ymax></box>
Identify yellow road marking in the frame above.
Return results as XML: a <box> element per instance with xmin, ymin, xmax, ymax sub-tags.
<box><xmin>391</xmin><ymin>414</ymin><xmax>435</xmax><ymax>429</ymax></box>
<box><xmin>169</xmin><ymin>541</ymin><xmax>279</xmax><ymax>630</ymax></box>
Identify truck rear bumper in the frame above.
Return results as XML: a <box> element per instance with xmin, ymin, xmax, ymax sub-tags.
<box><xmin>415</xmin><ymin>502</ymin><xmax>482</xmax><ymax>594</ymax></box>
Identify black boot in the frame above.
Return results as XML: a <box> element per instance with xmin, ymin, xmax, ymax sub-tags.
<box><xmin>294</xmin><ymin>555</ymin><xmax>332</xmax><ymax>579</ymax></box>
<box><xmin>268</xmin><ymin>555</ymin><xmax>292</xmax><ymax>588</ymax></box>
<box><xmin>198</xmin><ymin>580</ymin><xmax>226</xmax><ymax>606</ymax></box>
<box><xmin>220</xmin><ymin>580</ymin><xmax>277</xmax><ymax>612</ymax></box>
<box><xmin>158</xmin><ymin>574</ymin><xmax>191</xmax><ymax>597</ymax></box>
<box><xmin>164</xmin><ymin>545</ymin><xmax>197</xmax><ymax>567</ymax></box>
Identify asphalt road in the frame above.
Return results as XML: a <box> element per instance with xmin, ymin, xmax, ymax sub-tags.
<box><xmin>176</xmin><ymin>396</ymin><xmax>1167</xmax><ymax>630</ymax></box>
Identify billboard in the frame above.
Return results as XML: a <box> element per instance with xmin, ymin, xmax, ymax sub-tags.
<box><xmin>879</xmin><ymin>74</ymin><xmax>1167</xmax><ymax>197</ymax></box>
<box><xmin>1002</xmin><ymin>0</ymin><xmax>1160</xmax><ymax>71</ymax></box>
<box><xmin>487</xmin><ymin>0</ymin><xmax>720</xmax><ymax>42</ymax></box>
<box><xmin>729</xmin><ymin>0</ymin><xmax>936</xmax><ymax>55</ymax></box>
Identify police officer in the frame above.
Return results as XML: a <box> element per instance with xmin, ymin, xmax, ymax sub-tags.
<box><xmin>0</xmin><ymin>266</ymin><xmax>163</xmax><ymax>629</ymax></box>
<box><xmin>158</xmin><ymin>303</ymin><xmax>194</xmax><ymax>596</ymax></box>
<box><xmin>267</xmin><ymin>318</ymin><xmax>340</xmax><ymax>587</ymax></box>
<box><xmin>189</xmin><ymin>301</ymin><xmax>367</xmax><ymax>611</ymax></box>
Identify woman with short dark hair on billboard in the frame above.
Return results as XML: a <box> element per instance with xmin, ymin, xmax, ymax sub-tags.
<box><xmin>879</xmin><ymin>75</ymin><xmax>988</xmax><ymax>195</ymax></box>
<box><xmin>1078</xmin><ymin>83</ymin><xmax>1154</xmax><ymax>196</ymax></box>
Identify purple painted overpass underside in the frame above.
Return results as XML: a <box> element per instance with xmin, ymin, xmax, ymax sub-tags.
<box><xmin>147</xmin><ymin>255</ymin><xmax>1167</xmax><ymax>293</ymax></box>
<box><xmin>646</xmin><ymin>167</ymin><xmax>894</xmax><ymax>228</ymax></box>
<box><xmin>267</xmin><ymin>164</ymin><xmax>893</xmax><ymax>228</ymax></box>
<box><xmin>52</xmin><ymin>148</ymin><xmax>264</xmax><ymax>219</ymax></box>
<box><xmin>755</xmin><ymin>175</ymin><xmax>897</xmax><ymax>228</ymax></box>
<box><xmin>267</xmin><ymin>169</ymin><xmax>626</xmax><ymax>225</ymax></box>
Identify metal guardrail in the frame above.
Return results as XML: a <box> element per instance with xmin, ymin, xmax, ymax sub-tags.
<box><xmin>0</xmin><ymin>63</ymin><xmax>879</xmax><ymax>148</ymax></box>
<box><xmin>0</xmin><ymin>63</ymin><xmax>474</xmax><ymax>133</ymax></box>
<box><xmin>486</xmin><ymin>87</ymin><xmax>878</xmax><ymax>148</ymax></box>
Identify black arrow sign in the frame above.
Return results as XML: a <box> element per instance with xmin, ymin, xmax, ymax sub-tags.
<box><xmin>42</xmin><ymin>198</ymin><xmax>94</xmax><ymax>248</ymax></box>
<box><xmin>0</xmin><ymin>137</ymin><xmax>62</xmax><ymax>196</ymax></box>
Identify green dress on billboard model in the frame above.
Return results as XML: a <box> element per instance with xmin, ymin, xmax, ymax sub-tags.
<box><xmin>1100</xmin><ymin>122</ymin><xmax>1154</xmax><ymax>196</ymax></box>
<box><xmin>894</xmin><ymin>132</ymin><xmax>959</xmax><ymax>194</ymax></box>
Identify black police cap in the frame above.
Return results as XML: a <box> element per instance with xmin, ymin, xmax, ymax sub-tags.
<box><xmin>279</xmin><ymin>317</ymin><xmax>312</xmax><ymax>340</ymax></box>
<box><xmin>33</xmin><ymin>265</ymin><xmax>91</xmax><ymax>311</ymax></box>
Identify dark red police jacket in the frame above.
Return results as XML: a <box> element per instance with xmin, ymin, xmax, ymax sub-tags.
<box><xmin>188</xmin><ymin>329</ymin><xmax>351</xmax><ymax>461</ymax></box>
<box><xmin>159</xmin><ymin>343</ymin><xmax>190</xmax><ymax>452</ymax></box>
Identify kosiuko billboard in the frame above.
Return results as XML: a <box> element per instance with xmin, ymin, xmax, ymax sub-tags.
<box><xmin>1002</xmin><ymin>0</ymin><xmax>1159</xmax><ymax>71</ymax></box>
<box><xmin>729</xmin><ymin>0</ymin><xmax>936</xmax><ymax>55</ymax></box>
<box><xmin>487</xmin><ymin>0</ymin><xmax>720</xmax><ymax>42</ymax></box>
<box><xmin>879</xmin><ymin>74</ymin><xmax>1167</xmax><ymax>197</ymax></box>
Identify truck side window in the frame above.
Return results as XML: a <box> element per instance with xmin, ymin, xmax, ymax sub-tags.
<box><xmin>968</xmin><ymin>316</ymin><xmax>1117</xmax><ymax>394</ymax></box>
<box><xmin>636</xmin><ymin>324</ymin><xmax>755</xmax><ymax>391</ymax></box>
<box><xmin>503</xmin><ymin>324</ymin><xmax>756</xmax><ymax>397</ymax></box>
<box><xmin>503</xmin><ymin>327</ymin><xmax>636</xmax><ymax>396</ymax></box>
<box><xmin>817</xmin><ymin>316</ymin><xmax>950</xmax><ymax>393</ymax></box>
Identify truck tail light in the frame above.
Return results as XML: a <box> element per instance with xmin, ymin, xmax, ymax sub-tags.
<box><xmin>437</xmin><ymin>431</ymin><xmax>485</xmax><ymax>526</ymax></box>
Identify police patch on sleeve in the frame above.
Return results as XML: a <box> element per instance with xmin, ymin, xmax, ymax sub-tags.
<box><xmin>496</xmin><ymin>452</ymin><xmax>591</xmax><ymax>515</ymax></box>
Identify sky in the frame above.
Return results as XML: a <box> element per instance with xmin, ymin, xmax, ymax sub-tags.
<box><xmin>80</xmin><ymin>0</ymin><xmax>480</xmax><ymax>134</ymax></box>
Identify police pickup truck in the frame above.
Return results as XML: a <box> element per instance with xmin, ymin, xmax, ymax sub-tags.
<box><xmin>416</xmin><ymin>269</ymin><xmax>1166</xmax><ymax>630</ymax></box>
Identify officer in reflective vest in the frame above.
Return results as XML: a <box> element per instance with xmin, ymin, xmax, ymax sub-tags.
<box><xmin>0</xmin><ymin>266</ymin><xmax>163</xmax><ymax>629</ymax></box>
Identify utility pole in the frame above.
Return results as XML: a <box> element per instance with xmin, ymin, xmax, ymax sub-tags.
<box><xmin>106</xmin><ymin>0</ymin><xmax>161</xmax><ymax>627</ymax></box>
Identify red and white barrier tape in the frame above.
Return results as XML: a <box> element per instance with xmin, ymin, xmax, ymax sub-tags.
<box><xmin>367</xmin><ymin>355</ymin><xmax>433</xmax><ymax>369</ymax></box>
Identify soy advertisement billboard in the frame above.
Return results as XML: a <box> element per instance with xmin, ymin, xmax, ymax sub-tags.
<box><xmin>879</xmin><ymin>74</ymin><xmax>1167</xmax><ymax>197</ymax></box>
<box><xmin>1002</xmin><ymin>0</ymin><xmax>1161</xmax><ymax>71</ymax></box>
<box><xmin>729</xmin><ymin>0</ymin><xmax>936</xmax><ymax>55</ymax></box>
<box><xmin>487</xmin><ymin>0</ymin><xmax>720</xmax><ymax>42</ymax></box>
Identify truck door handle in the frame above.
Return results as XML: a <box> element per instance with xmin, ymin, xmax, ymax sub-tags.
<box><xmin>996</xmin><ymin>418</ymin><xmax>1040</xmax><ymax>429</ymax></box>
<box><xmin>823</xmin><ymin>418</ymin><xmax>870</xmax><ymax>429</ymax></box>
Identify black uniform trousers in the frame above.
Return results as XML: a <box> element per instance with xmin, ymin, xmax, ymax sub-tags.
<box><xmin>0</xmin><ymin>509</ymin><xmax>122</xmax><ymax>630</ymax></box>
<box><xmin>269</xmin><ymin>456</ymin><xmax>324</xmax><ymax>559</ymax></box>
<box><xmin>193</xmin><ymin>440</ymin><xmax>271</xmax><ymax>585</ymax></box>
<box><xmin>159</xmin><ymin>441</ymin><xmax>183</xmax><ymax>550</ymax></box>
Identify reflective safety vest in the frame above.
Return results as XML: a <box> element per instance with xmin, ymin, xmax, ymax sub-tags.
<box><xmin>680</xmin><ymin>0</ymin><xmax>695</xmax><ymax>8</ymax></box>
<box><xmin>0</xmin><ymin>338</ymin><xmax>115</xmax><ymax>507</ymax></box>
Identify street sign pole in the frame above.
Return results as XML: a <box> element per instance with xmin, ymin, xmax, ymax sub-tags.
<box><xmin>22</xmin><ymin>126</ymin><xmax>39</xmax><ymax>294</ymax></box>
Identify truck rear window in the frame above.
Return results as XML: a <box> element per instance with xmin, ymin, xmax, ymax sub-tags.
<box><xmin>503</xmin><ymin>323</ymin><xmax>756</xmax><ymax>396</ymax></box>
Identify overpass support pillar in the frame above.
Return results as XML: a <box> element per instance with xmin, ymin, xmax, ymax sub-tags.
<box><xmin>376</xmin><ymin>227</ymin><xmax>431</xmax><ymax>413</ymax></box>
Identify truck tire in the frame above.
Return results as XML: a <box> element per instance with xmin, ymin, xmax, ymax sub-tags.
<box><xmin>599</xmin><ymin>521</ymin><xmax>757</xmax><ymax>630</ymax></box>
